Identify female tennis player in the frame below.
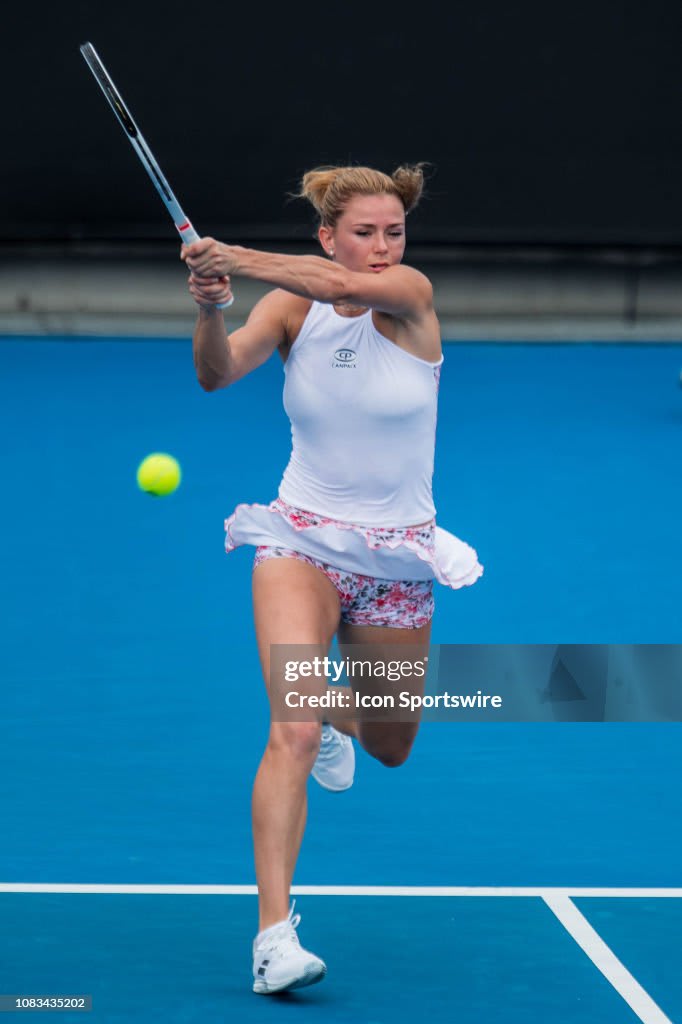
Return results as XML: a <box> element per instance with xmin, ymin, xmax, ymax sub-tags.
<box><xmin>181</xmin><ymin>164</ymin><xmax>483</xmax><ymax>995</ymax></box>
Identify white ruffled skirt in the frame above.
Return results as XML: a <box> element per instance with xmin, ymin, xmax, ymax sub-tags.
<box><xmin>224</xmin><ymin>497</ymin><xmax>483</xmax><ymax>590</ymax></box>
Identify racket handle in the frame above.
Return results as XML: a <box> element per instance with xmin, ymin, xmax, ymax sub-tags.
<box><xmin>177</xmin><ymin>221</ymin><xmax>234</xmax><ymax>310</ymax></box>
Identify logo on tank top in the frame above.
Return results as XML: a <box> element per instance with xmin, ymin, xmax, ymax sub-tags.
<box><xmin>332</xmin><ymin>348</ymin><xmax>357</xmax><ymax>369</ymax></box>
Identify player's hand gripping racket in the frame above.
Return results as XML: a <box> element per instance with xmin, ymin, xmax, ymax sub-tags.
<box><xmin>80</xmin><ymin>42</ymin><xmax>233</xmax><ymax>309</ymax></box>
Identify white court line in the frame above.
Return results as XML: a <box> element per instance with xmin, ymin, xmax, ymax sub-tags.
<box><xmin>544</xmin><ymin>895</ymin><xmax>674</xmax><ymax>1024</ymax></box>
<box><xmin>0</xmin><ymin>883</ymin><xmax>681</xmax><ymax>896</ymax></box>
<box><xmin>2</xmin><ymin>882</ymin><xmax>676</xmax><ymax>1019</ymax></box>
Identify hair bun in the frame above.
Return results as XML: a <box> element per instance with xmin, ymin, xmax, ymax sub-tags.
<box><xmin>293</xmin><ymin>163</ymin><xmax>428</xmax><ymax>227</ymax></box>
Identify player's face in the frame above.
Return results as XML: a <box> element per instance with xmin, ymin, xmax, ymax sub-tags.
<box><xmin>320</xmin><ymin>194</ymin><xmax>406</xmax><ymax>273</ymax></box>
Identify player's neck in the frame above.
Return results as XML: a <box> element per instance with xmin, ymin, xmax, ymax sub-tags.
<box><xmin>333</xmin><ymin>301</ymin><xmax>368</xmax><ymax>318</ymax></box>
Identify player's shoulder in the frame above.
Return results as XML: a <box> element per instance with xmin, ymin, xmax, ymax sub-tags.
<box><xmin>252</xmin><ymin>288</ymin><xmax>307</xmax><ymax>319</ymax></box>
<box><xmin>258</xmin><ymin>290</ymin><xmax>313</xmax><ymax>349</ymax></box>
<box><xmin>258</xmin><ymin>288</ymin><xmax>310</xmax><ymax>310</ymax></box>
<box><xmin>246</xmin><ymin>288</ymin><xmax>308</xmax><ymax>323</ymax></box>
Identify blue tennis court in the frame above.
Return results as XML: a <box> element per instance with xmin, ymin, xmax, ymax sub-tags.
<box><xmin>1</xmin><ymin>337</ymin><xmax>680</xmax><ymax>1022</ymax></box>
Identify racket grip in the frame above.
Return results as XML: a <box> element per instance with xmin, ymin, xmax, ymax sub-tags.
<box><xmin>177</xmin><ymin>221</ymin><xmax>235</xmax><ymax>310</ymax></box>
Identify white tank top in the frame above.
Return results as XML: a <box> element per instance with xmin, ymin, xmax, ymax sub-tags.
<box><xmin>279</xmin><ymin>300</ymin><xmax>443</xmax><ymax>527</ymax></box>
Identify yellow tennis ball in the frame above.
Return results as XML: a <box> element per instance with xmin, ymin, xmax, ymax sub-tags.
<box><xmin>136</xmin><ymin>453</ymin><xmax>181</xmax><ymax>496</ymax></box>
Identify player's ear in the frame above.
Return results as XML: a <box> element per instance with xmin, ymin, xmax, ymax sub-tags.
<box><xmin>318</xmin><ymin>225</ymin><xmax>334</xmax><ymax>258</ymax></box>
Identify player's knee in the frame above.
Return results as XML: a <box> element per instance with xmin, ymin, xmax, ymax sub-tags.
<box><xmin>371</xmin><ymin>738</ymin><xmax>415</xmax><ymax>768</ymax></box>
<box><xmin>269</xmin><ymin>721</ymin><xmax>321</xmax><ymax>766</ymax></box>
<box><xmin>359</xmin><ymin>722</ymin><xmax>417</xmax><ymax>768</ymax></box>
<box><xmin>377</xmin><ymin>748</ymin><xmax>410</xmax><ymax>768</ymax></box>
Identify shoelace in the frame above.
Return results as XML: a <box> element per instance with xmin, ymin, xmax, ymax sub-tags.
<box><xmin>257</xmin><ymin>902</ymin><xmax>302</xmax><ymax>958</ymax></box>
<box><xmin>316</xmin><ymin>725</ymin><xmax>342</xmax><ymax>761</ymax></box>
<box><xmin>288</xmin><ymin>901</ymin><xmax>301</xmax><ymax>934</ymax></box>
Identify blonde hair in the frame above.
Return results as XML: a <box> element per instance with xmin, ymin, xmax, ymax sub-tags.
<box><xmin>294</xmin><ymin>163</ymin><xmax>427</xmax><ymax>228</ymax></box>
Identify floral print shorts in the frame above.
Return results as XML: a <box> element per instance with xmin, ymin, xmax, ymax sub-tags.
<box><xmin>253</xmin><ymin>543</ymin><xmax>434</xmax><ymax>630</ymax></box>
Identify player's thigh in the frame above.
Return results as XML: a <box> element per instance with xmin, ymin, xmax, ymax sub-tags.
<box><xmin>252</xmin><ymin>555</ymin><xmax>341</xmax><ymax>690</ymax></box>
<box><xmin>337</xmin><ymin>619</ymin><xmax>432</xmax><ymax>748</ymax></box>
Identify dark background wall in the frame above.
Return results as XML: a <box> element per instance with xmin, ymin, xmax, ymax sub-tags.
<box><xmin>5</xmin><ymin>1</ymin><xmax>682</xmax><ymax>246</ymax></box>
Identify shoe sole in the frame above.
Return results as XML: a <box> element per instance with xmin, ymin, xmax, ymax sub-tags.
<box><xmin>253</xmin><ymin>962</ymin><xmax>327</xmax><ymax>995</ymax></box>
<box><xmin>310</xmin><ymin>770</ymin><xmax>354</xmax><ymax>792</ymax></box>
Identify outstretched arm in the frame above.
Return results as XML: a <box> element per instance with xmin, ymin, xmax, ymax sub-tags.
<box><xmin>181</xmin><ymin>239</ymin><xmax>433</xmax><ymax>320</ymax></box>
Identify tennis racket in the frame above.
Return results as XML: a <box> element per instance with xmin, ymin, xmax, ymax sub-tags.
<box><xmin>80</xmin><ymin>41</ymin><xmax>233</xmax><ymax>309</ymax></box>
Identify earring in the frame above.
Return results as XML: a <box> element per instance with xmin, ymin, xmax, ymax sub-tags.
<box><xmin>329</xmin><ymin>249</ymin><xmax>335</xmax><ymax>257</ymax></box>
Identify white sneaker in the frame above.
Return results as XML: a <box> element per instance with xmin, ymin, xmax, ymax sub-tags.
<box><xmin>311</xmin><ymin>724</ymin><xmax>355</xmax><ymax>792</ymax></box>
<box><xmin>252</xmin><ymin>902</ymin><xmax>326</xmax><ymax>995</ymax></box>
